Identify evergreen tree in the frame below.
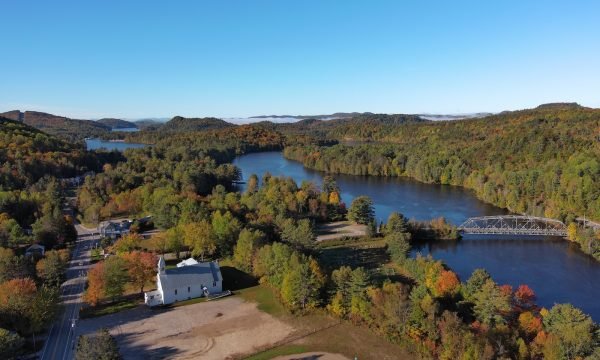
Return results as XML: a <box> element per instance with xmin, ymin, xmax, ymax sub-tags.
<box><xmin>348</xmin><ymin>196</ymin><xmax>374</xmax><ymax>225</ymax></box>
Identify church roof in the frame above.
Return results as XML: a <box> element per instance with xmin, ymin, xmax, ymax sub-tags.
<box><xmin>159</xmin><ymin>262</ymin><xmax>221</xmax><ymax>291</ymax></box>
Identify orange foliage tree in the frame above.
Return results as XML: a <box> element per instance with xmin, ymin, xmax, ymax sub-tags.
<box><xmin>435</xmin><ymin>270</ymin><xmax>460</xmax><ymax>297</ymax></box>
<box><xmin>84</xmin><ymin>262</ymin><xmax>105</xmax><ymax>306</ymax></box>
<box><xmin>122</xmin><ymin>251</ymin><xmax>156</xmax><ymax>294</ymax></box>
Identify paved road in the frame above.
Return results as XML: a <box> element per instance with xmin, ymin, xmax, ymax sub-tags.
<box><xmin>40</xmin><ymin>224</ymin><xmax>99</xmax><ymax>360</ymax></box>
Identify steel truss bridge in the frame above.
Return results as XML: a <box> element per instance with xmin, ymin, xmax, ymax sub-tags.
<box><xmin>458</xmin><ymin>215</ymin><xmax>567</xmax><ymax>237</ymax></box>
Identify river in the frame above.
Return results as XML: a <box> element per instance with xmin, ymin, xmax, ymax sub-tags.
<box><xmin>233</xmin><ymin>151</ymin><xmax>600</xmax><ymax>320</ymax></box>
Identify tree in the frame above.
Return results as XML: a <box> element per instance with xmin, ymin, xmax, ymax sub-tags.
<box><xmin>280</xmin><ymin>255</ymin><xmax>322</xmax><ymax>311</ymax></box>
<box><xmin>514</xmin><ymin>284</ymin><xmax>536</xmax><ymax>310</ymax></box>
<box><xmin>280</xmin><ymin>219</ymin><xmax>315</xmax><ymax>249</ymax></box>
<box><xmin>111</xmin><ymin>233</ymin><xmax>142</xmax><ymax>254</ymax></box>
<box><xmin>103</xmin><ymin>257</ymin><xmax>129</xmax><ymax>302</ymax></box>
<box><xmin>76</xmin><ymin>328</ymin><xmax>121</xmax><ymax>360</ymax></box>
<box><xmin>473</xmin><ymin>279</ymin><xmax>511</xmax><ymax>326</ymax></box>
<box><xmin>151</xmin><ymin>232</ymin><xmax>168</xmax><ymax>255</ymax></box>
<box><xmin>385</xmin><ymin>232</ymin><xmax>411</xmax><ymax>264</ymax></box>
<box><xmin>211</xmin><ymin>211</ymin><xmax>241</xmax><ymax>255</ymax></box>
<box><xmin>36</xmin><ymin>250</ymin><xmax>68</xmax><ymax>287</ymax></box>
<box><xmin>566</xmin><ymin>222</ymin><xmax>578</xmax><ymax>241</ymax></box>
<box><xmin>385</xmin><ymin>212</ymin><xmax>409</xmax><ymax>235</ymax></box>
<box><xmin>464</xmin><ymin>268</ymin><xmax>491</xmax><ymax>301</ymax></box>
<box><xmin>165</xmin><ymin>226</ymin><xmax>184</xmax><ymax>259</ymax></box>
<box><xmin>85</xmin><ymin>262</ymin><xmax>105</xmax><ymax>306</ymax></box>
<box><xmin>0</xmin><ymin>328</ymin><xmax>24</xmax><ymax>359</ymax></box>
<box><xmin>435</xmin><ymin>270</ymin><xmax>460</xmax><ymax>298</ymax></box>
<box><xmin>122</xmin><ymin>251</ymin><xmax>156</xmax><ymax>294</ymax></box>
<box><xmin>182</xmin><ymin>221</ymin><xmax>217</xmax><ymax>261</ymax></box>
<box><xmin>542</xmin><ymin>303</ymin><xmax>596</xmax><ymax>359</ymax></box>
<box><xmin>348</xmin><ymin>196</ymin><xmax>375</xmax><ymax>225</ymax></box>
<box><xmin>322</xmin><ymin>175</ymin><xmax>339</xmax><ymax>194</ymax></box>
<box><xmin>246</xmin><ymin>174</ymin><xmax>259</xmax><ymax>194</ymax></box>
<box><xmin>233</xmin><ymin>229</ymin><xmax>264</xmax><ymax>272</ymax></box>
<box><xmin>0</xmin><ymin>278</ymin><xmax>37</xmax><ymax>333</ymax></box>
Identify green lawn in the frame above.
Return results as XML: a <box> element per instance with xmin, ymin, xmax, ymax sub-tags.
<box><xmin>238</xmin><ymin>284</ymin><xmax>286</xmax><ymax>317</ymax></box>
<box><xmin>80</xmin><ymin>298</ymin><xmax>140</xmax><ymax>319</ymax></box>
<box><xmin>244</xmin><ymin>345</ymin><xmax>308</xmax><ymax>360</ymax></box>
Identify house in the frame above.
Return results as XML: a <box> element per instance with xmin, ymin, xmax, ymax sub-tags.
<box><xmin>98</xmin><ymin>220</ymin><xmax>132</xmax><ymax>239</ymax></box>
<box><xmin>144</xmin><ymin>256</ymin><xmax>223</xmax><ymax>307</ymax></box>
<box><xmin>25</xmin><ymin>244</ymin><xmax>45</xmax><ymax>257</ymax></box>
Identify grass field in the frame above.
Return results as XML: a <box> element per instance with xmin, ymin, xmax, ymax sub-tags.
<box><xmin>80</xmin><ymin>297</ymin><xmax>140</xmax><ymax>319</ymax></box>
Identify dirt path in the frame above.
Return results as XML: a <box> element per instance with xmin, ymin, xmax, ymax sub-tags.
<box><xmin>316</xmin><ymin>221</ymin><xmax>366</xmax><ymax>242</ymax></box>
<box><xmin>77</xmin><ymin>297</ymin><xmax>294</xmax><ymax>359</ymax></box>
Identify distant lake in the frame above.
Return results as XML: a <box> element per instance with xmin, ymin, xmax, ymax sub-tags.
<box><xmin>234</xmin><ymin>151</ymin><xmax>600</xmax><ymax>321</ymax></box>
<box><xmin>85</xmin><ymin>138</ymin><xmax>146</xmax><ymax>151</ymax></box>
<box><xmin>111</xmin><ymin>127</ymin><xmax>139</xmax><ymax>132</ymax></box>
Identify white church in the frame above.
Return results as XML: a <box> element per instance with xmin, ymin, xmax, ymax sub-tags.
<box><xmin>144</xmin><ymin>256</ymin><xmax>223</xmax><ymax>306</ymax></box>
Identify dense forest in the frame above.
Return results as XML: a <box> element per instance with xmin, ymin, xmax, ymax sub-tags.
<box><xmin>283</xmin><ymin>105</ymin><xmax>600</xmax><ymax>224</ymax></box>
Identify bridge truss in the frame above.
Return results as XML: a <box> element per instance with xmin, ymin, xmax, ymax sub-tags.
<box><xmin>458</xmin><ymin>215</ymin><xmax>567</xmax><ymax>236</ymax></box>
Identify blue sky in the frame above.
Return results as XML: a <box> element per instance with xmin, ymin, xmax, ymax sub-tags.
<box><xmin>1</xmin><ymin>1</ymin><xmax>599</xmax><ymax>119</ymax></box>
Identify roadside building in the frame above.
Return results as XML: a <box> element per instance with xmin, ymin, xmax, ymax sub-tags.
<box><xmin>98</xmin><ymin>220</ymin><xmax>132</xmax><ymax>239</ymax></box>
<box><xmin>25</xmin><ymin>244</ymin><xmax>45</xmax><ymax>257</ymax></box>
<box><xmin>144</xmin><ymin>256</ymin><xmax>223</xmax><ymax>306</ymax></box>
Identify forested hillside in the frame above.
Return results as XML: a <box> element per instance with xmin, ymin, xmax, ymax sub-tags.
<box><xmin>78</xmin><ymin>125</ymin><xmax>285</xmax><ymax>224</ymax></box>
<box><xmin>0</xmin><ymin>117</ymin><xmax>104</xmax><ymax>191</ymax></box>
<box><xmin>284</xmin><ymin>106</ymin><xmax>600</xmax><ymax>223</ymax></box>
<box><xmin>0</xmin><ymin>110</ymin><xmax>111</xmax><ymax>142</ymax></box>
<box><xmin>96</xmin><ymin>118</ymin><xmax>137</xmax><ymax>129</ymax></box>
<box><xmin>159</xmin><ymin>116</ymin><xmax>235</xmax><ymax>132</ymax></box>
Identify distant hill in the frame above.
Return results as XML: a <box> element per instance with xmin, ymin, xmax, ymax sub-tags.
<box><xmin>535</xmin><ymin>102</ymin><xmax>585</xmax><ymax>110</ymax></box>
<box><xmin>161</xmin><ymin>116</ymin><xmax>236</xmax><ymax>132</ymax></box>
<box><xmin>0</xmin><ymin>110</ymin><xmax>111</xmax><ymax>142</ymax></box>
<box><xmin>417</xmin><ymin>113</ymin><xmax>493</xmax><ymax>121</ymax></box>
<box><xmin>250</xmin><ymin>112</ymin><xmax>373</xmax><ymax>120</ymax></box>
<box><xmin>133</xmin><ymin>119</ymin><xmax>164</xmax><ymax>131</ymax></box>
<box><xmin>97</xmin><ymin>118</ymin><xmax>138</xmax><ymax>129</ymax></box>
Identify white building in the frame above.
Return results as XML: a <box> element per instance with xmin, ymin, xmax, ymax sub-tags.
<box><xmin>144</xmin><ymin>256</ymin><xmax>223</xmax><ymax>307</ymax></box>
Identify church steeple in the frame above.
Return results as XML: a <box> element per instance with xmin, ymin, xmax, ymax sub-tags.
<box><xmin>158</xmin><ymin>256</ymin><xmax>165</xmax><ymax>275</ymax></box>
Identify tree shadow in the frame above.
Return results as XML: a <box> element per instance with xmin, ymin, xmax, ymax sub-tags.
<box><xmin>113</xmin><ymin>330</ymin><xmax>181</xmax><ymax>360</ymax></box>
<box><xmin>220</xmin><ymin>266</ymin><xmax>258</xmax><ymax>291</ymax></box>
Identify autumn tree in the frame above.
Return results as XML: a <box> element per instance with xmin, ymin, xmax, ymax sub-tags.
<box><xmin>36</xmin><ymin>250</ymin><xmax>68</xmax><ymax>287</ymax></box>
<box><xmin>542</xmin><ymin>303</ymin><xmax>597</xmax><ymax>359</ymax></box>
<box><xmin>111</xmin><ymin>233</ymin><xmax>142</xmax><ymax>254</ymax></box>
<box><xmin>233</xmin><ymin>229</ymin><xmax>264</xmax><ymax>272</ymax></box>
<box><xmin>122</xmin><ymin>251</ymin><xmax>156</xmax><ymax>294</ymax></box>
<box><xmin>84</xmin><ymin>262</ymin><xmax>105</xmax><ymax>306</ymax></box>
<box><xmin>182</xmin><ymin>221</ymin><xmax>217</xmax><ymax>261</ymax></box>
<box><xmin>435</xmin><ymin>270</ymin><xmax>460</xmax><ymax>298</ymax></box>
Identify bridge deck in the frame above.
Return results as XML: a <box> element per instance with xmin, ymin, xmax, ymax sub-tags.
<box><xmin>458</xmin><ymin>215</ymin><xmax>567</xmax><ymax>237</ymax></box>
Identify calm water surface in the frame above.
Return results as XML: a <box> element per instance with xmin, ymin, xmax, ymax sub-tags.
<box><xmin>85</xmin><ymin>139</ymin><xmax>146</xmax><ymax>151</ymax></box>
<box><xmin>234</xmin><ymin>151</ymin><xmax>600</xmax><ymax>320</ymax></box>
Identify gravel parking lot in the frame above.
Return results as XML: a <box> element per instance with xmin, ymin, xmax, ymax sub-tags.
<box><xmin>77</xmin><ymin>296</ymin><xmax>294</xmax><ymax>359</ymax></box>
